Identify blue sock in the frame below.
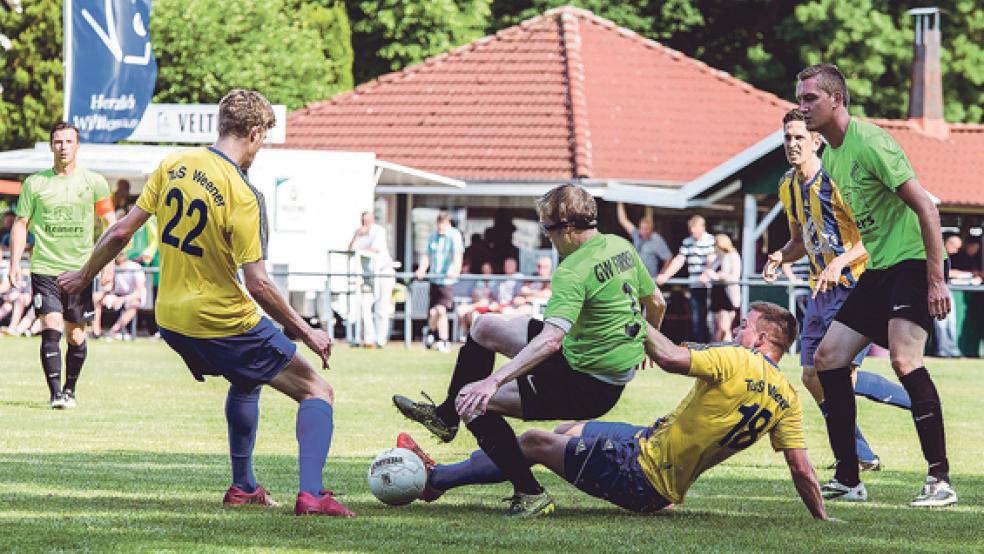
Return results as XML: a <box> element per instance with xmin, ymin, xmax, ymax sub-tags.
<box><xmin>819</xmin><ymin>401</ymin><xmax>876</xmax><ymax>462</ymax></box>
<box><xmin>430</xmin><ymin>449</ymin><xmax>507</xmax><ymax>492</ymax></box>
<box><xmin>225</xmin><ymin>385</ymin><xmax>261</xmax><ymax>493</ymax></box>
<box><xmin>854</xmin><ymin>370</ymin><xmax>912</xmax><ymax>410</ymax></box>
<box><xmin>296</xmin><ymin>398</ymin><xmax>334</xmax><ymax>497</ymax></box>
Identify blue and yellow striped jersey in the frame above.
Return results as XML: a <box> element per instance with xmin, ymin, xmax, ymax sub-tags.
<box><xmin>136</xmin><ymin>147</ymin><xmax>267</xmax><ymax>338</ymax></box>
<box><xmin>777</xmin><ymin>168</ymin><xmax>867</xmax><ymax>289</ymax></box>
<box><xmin>637</xmin><ymin>345</ymin><xmax>805</xmax><ymax>504</ymax></box>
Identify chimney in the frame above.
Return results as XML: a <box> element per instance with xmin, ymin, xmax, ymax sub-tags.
<box><xmin>907</xmin><ymin>7</ymin><xmax>948</xmax><ymax>139</ymax></box>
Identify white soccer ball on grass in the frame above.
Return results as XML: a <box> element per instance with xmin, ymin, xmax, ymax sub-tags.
<box><xmin>368</xmin><ymin>447</ymin><xmax>427</xmax><ymax>506</ymax></box>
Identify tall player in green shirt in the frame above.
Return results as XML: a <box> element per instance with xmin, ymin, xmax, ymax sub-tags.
<box><xmin>796</xmin><ymin>64</ymin><xmax>955</xmax><ymax>507</ymax></box>
<box><xmin>8</xmin><ymin>122</ymin><xmax>116</xmax><ymax>409</ymax></box>
<box><xmin>394</xmin><ymin>184</ymin><xmax>665</xmax><ymax>517</ymax></box>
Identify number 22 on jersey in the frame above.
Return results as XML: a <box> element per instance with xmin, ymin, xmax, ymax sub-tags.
<box><xmin>161</xmin><ymin>187</ymin><xmax>208</xmax><ymax>257</ymax></box>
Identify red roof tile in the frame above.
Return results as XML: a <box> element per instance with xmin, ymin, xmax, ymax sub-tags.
<box><xmin>283</xmin><ymin>7</ymin><xmax>793</xmax><ymax>183</ymax></box>
<box><xmin>869</xmin><ymin>119</ymin><xmax>984</xmax><ymax>207</ymax></box>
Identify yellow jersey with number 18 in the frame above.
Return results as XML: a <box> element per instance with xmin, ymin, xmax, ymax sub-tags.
<box><xmin>637</xmin><ymin>345</ymin><xmax>805</xmax><ymax>504</ymax></box>
<box><xmin>136</xmin><ymin>147</ymin><xmax>267</xmax><ymax>338</ymax></box>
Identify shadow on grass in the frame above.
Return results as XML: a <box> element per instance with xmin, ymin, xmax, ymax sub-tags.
<box><xmin>0</xmin><ymin>451</ymin><xmax>981</xmax><ymax>552</ymax></box>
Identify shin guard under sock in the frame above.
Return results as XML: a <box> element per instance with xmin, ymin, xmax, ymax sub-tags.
<box><xmin>40</xmin><ymin>329</ymin><xmax>63</xmax><ymax>398</ymax></box>
<box><xmin>466</xmin><ymin>414</ymin><xmax>541</xmax><ymax>495</ymax></box>
<box><xmin>900</xmin><ymin>368</ymin><xmax>950</xmax><ymax>482</ymax></box>
<box><xmin>296</xmin><ymin>398</ymin><xmax>334</xmax><ymax>496</ymax></box>
<box><xmin>226</xmin><ymin>385</ymin><xmax>261</xmax><ymax>492</ymax></box>
<box><xmin>64</xmin><ymin>341</ymin><xmax>87</xmax><ymax>393</ymax></box>
<box><xmin>435</xmin><ymin>335</ymin><xmax>496</xmax><ymax>425</ymax></box>
<box><xmin>818</xmin><ymin>367</ymin><xmax>859</xmax><ymax>486</ymax></box>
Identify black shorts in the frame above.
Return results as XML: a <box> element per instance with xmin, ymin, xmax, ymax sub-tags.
<box><xmin>31</xmin><ymin>273</ymin><xmax>95</xmax><ymax>323</ymax></box>
<box><xmin>428</xmin><ymin>283</ymin><xmax>455</xmax><ymax>310</ymax></box>
<box><xmin>516</xmin><ymin>319</ymin><xmax>625</xmax><ymax>421</ymax></box>
<box><xmin>834</xmin><ymin>259</ymin><xmax>947</xmax><ymax>348</ymax></box>
<box><xmin>709</xmin><ymin>286</ymin><xmax>738</xmax><ymax>312</ymax></box>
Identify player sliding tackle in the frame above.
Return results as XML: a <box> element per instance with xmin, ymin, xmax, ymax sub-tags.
<box><xmin>400</xmin><ymin>302</ymin><xmax>831</xmax><ymax>520</ymax></box>
<box><xmin>58</xmin><ymin>89</ymin><xmax>352</xmax><ymax>517</ymax></box>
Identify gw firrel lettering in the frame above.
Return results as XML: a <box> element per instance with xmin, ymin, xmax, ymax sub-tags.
<box><xmin>593</xmin><ymin>250</ymin><xmax>637</xmax><ymax>282</ymax></box>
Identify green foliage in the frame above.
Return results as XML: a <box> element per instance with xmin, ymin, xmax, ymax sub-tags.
<box><xmin>0</xmin><ymin>0</ymin><xmax>64</xmax><ymax>150</ymax></box>
<box><xmin>151</xmin><ymin>0</ymin><xmax>353</xmax><ymax>109</ymax></box>
<box><xmin>349</xmin><ymin>0</ymin><xmax>492</xmax><ymax>84</ymax></box>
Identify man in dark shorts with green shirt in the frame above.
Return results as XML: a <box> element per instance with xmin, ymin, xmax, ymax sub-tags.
<box><xmin>394</xmin><ymin>184</ymin><xmax>665</xmax><ymax>517</ymax></box>
<box><xmin>8</xmin><ymin>122</ymin><xmax>116</xmax><ymax>409</ymax></box>
<box><xmin>797</xmin><ymin>64</ymin><xmax>956</xmax><ymax>507</ymax></box>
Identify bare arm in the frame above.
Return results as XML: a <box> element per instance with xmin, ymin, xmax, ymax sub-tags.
<box><xmin>7</xmin><ymin>217</ymin><xmax>29</xmax><ymax>286</ymax></box>
<box><xmin>641</xmin><ymin>291</ymin><xmax>666</xmax><ymax>329</ymax></box>
<box><xmin>243</xmin><ymin>260</ymin><xmax>332</xmax><ymax>368</ymax></box>
<box><xmin>764</xmin><ymin>221</ymin><xmax>807</xmax><ymax>283</ymax></box>
<box><xmin>56</xmin><ymin>208</ymin><xmax>149</xmax><ymax>294</ymax></box>
<box><xmin>783</xmin><ymin>448</ymin><xmax>828</xmax><ymax>520</ymax></box>
<box><xmin>415</xmin><ymin>253</ymin><xmax>430</xmax><ymax>280</ymax></box>
<box><xmin>616</xmin><ymin>202</ymin><xmax>636</xmax><ymax>235</ymax></box>
<box><xmin>656</xmin><ymin>254</ymin><xmax>685</xmax><ymax>286</ymax></box>
<box><xmin>643</xmin><ymin>322</ymin><xmax>692</xmax><ymax>375</ymax></box>
<box><xmin>896</xmin><ymin>178</ymin><xmax>949</xmax><ymax>319</ymax></box>
<box><xmin>456</xmin><ymin>322</ymin><xmax>565</xmax><ymax>417</ymax></box>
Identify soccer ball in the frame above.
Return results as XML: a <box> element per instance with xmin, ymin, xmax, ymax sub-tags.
<box><xmin>367</xmin><ymin>447</ymin><xmax>427</xmax><ymax>506</ymax></box>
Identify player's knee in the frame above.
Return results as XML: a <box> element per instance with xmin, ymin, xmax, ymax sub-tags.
<box><xmin>553</xmin><ymin>421</ymin><xmax>579</xmax><ymax>435</ymax></box>
<box><xmin>812</xmin><ymin>344</ymin><xmax>837</xmax><ymax>371</ymax></box>
<box><xmin>67</xmin><ymin>328</ymin><xmax>86</xmax><ymax>346</ymax></box>
<box><xmin>517</xmin><ymin>429</ymin><xmax>550</xmax><ymax>456</ymax></box>
<box><xmin>890</xmin><ymin>354</ymin><xmax>918</xmax><ymax>377</ymax></box>
<box><xmin>310</xmin><ymin>378</ymin><xmax>334</xmax><ymax>405</ymax></box>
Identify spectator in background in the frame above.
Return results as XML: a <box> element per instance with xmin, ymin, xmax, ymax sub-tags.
<box><xmin>91</xmin><ymin>253</ymin><xmax>146</xmax><ymax>340</ymax></box>
<box><xmin>463</xmin><ymin>234</ymin><xmax>491</xmax><ymax>273</ymax></box>
<box><xmin>349</xmin><ymin>210</ymin><xmax>396</xmax><ymax>348</ymax></box>
<box><xmin>934</xmin><ymin>234</ymin><xmax>976</xmax><ymax>357</ymax></box>
<box><xmin>616</xmin><ymin>202</ymin><xmax>672</xmax><ymax>278</ymax></box>
<box><xmin>1</xmin><ymin>210</ymin><xmax>35</xmax><ymax>257</ymax></box>
<box><xmin>0</xmin><ymin>270</ymin><xmax>33</xmax><ymax>334</ymax></box>
<box><xmin>702</xmin><ymin>234</ymin><xmax>741</xmax><ymax>342</ymax></box>
<box><xmin>125</xmin><ymin>206</ymin><xmax>160</xmax><ymax>293</ymax></box>
<box><xmin>455</xmin><ymin>261</ymin><xmax>496</xmax><ymax>339</ymax></box>
<box><xmin>511</xmin><ymin>256</ymin><xmax>553</xmax><ymax>315</ymax></box>
<box><xmin>950</xmin><ymin>237</ymin><xmax>982</xmax><ymax>278</ymax></box>
<box><xmin>657</xmin><ymin>215</ymin><xmax>716</xmax><ymax>343</ymax></box>
<box><xmin>495</xmin><ymin>257</ymin><xmax>523</xmax><ymax>312</ymax></box>
<box><xmin>416</xmin><ymin>210</ymin><xmax>464</xmax><ymax>353</ymax></box>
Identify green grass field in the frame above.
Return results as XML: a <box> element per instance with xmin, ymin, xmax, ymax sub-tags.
<box><xmin>0</xmin><ymin>336</ymin><xmax>981</xmax><ymax>553</ymax></box>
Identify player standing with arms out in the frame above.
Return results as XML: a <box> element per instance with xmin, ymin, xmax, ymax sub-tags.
<box><xmin>796</xmin><ymin>64</ymin><xmax>956</xmax><ymax>507</ymax></box>
<box><xmin>763</xmin><ymin>109</ymin><xmax>912</xmax><ymax>471</ymax></box>
<box><xmin>59</xmin><ymin>90</ymin><xmax>353</xmax><ymax>517</ymax></box>
<box><xmin>394</xmin><ymin>184</ymin><xmax>665</xmax><ymax>517</ymax></box>
<box><xmin>8</xmin><ymin>122</ymin><xmax>116</xmax><ymax>409</ymax></box>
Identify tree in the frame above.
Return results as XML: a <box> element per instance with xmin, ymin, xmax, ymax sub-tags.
<box><xmin>0</xmin><ymin>0</ymin><xmax>64</xmax><ymax>151</ymax></box>
<box><xmin>151</xmin><ymin>0</ymin><xmax>353</xmax><ymax>109</ymax></box>
<box><xmin>349</xmin><ymin>0</ymin><xmax>492</xmax><ymax>84</ymax></box>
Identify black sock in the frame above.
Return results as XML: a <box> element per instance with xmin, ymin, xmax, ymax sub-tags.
<box><xmin>466</xmin><ymin>414</ymin><xmax>542</xmax><ymax>495</ymax></box>
<box><xmin>64</xmin><ymin>341</ymin><xmax>87</xmax><ymax>394</ymax></box>
<box><xmin>40</xmin><ymin>329</ymin><xmax>63</xmax><ymax>398</ymax></box>
<box><xmin>817</xmin><ymin>367</ymin><xmax>859</xmax><ymax>486</ymax></box>
<box><xmin>900</xmin><ymin>367</ymin><xmax>949</xmax><ymax>482</ymax></box>
<box><xmin>435</xmin><ymin>335</ymin><xmax>496</xmax><ymax>425</ymax></box>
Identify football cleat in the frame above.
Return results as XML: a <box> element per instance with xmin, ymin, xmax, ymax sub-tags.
<box><xmin>50</xmin><ymin>393</ymin><xmax>65</xmax><ymax>410</ymax></box>
<box><xmin>504</xmin><ymin>490</ymin><xmax>556</xmax><ymax>517</ymax></box>
<box><xmin>61</xmin><ymin>390</ymin><xmax>77</xmax><ymax>409</ymax></box>
<box><xmin>393</xmin><ymin>392</ymin><xmax>458</xmax><ymax>443</ymax></box>
<box><xmin>910</xmin><ymin>476</ymin><xmax>957</xmax><ymax>508</ymax></box>
<box><xmin>294</xmin><ymin>490</ymin><xmax>355</xmax><ymax>517</ymax></box>
<box><xmin>396</xmin><ymin>432</ymin><xmax>444</xmax><ymax>502</ymax></box>
<box><xmin>223</xmin><ymin>485</ymin><xmax>279</xmax><ymax>507</ymax></box>
<box><xmin>821</xmin><ymin>478</ymin><xmax>868</xmax><ymax>502</ymax></box>
<box><xmin>859</xmin><ymin>456</ymin><xmax>882</xmax><ymax>472</ymax></box>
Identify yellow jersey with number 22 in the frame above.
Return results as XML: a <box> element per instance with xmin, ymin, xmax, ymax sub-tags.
<box><xmin>136</xmin><ymin>147</ymin><xmax>267</xmax><ymax>338</ymax></box>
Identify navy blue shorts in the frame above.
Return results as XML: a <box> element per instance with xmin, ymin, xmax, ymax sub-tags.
<box><xmin>800</xmin><ymin>285</ymin><xmax>869</xmax><ymax>367</ymax></box>
<box><xmin>564</xmin><ymin>422</ymin><xmax>670</xmax><ymax>514</ymax></box>
<box><xmin>160</xmin><ymin>317</ymin><xmax>297</xmax><ymax>390</ymax></box>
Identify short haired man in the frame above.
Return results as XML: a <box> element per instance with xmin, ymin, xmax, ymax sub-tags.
<box><xmin>657</xmin><ymin>214</ymin><xmax>716</xmax><ymax>342</ymax></box>
<box><xmin>400</xmin><ymin>302</ymin><xmax>830</xmax><ymax>520</ymax></box>
<box><xmin>59</xmin><ymin>89</ymin><xmax>353</xmax><ymax>517</ymax></box>
<box><xmin>394</xmin><ymin>184</ymin><xmax>665</xmax><ymax>517</ymax></box>
<box><xmin>797</xmin><ymin>63</ymin><xmax>956</xmax><ymax>507</ymax></box>
<box><xmin>616</xmin><ymin>202</ymin><xmax>672</xmax><ymax>278</ymax></box>
<box><xmin>349</xmin><ymin>210</ymin><xmax>395</xmax><ymax>348</ymax></box>
<box><xmin>763</xmin><ymin>108</ymin><xmax>912</xmax><ymax>472</ymax></box>
<box><xmin>415</xmin><ymin>210</ymin><xmax>464</xmax><ymax>352</ymax></box>
<box><xmin>8</xmin><ymin>122</ymin><xmax>117</xmax><ymax>409</ymax></box>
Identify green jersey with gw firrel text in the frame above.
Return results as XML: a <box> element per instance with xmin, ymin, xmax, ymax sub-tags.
<box><xmin>15</xmin><ymin>168</ymin><xmax>111</xmax><ymax>275</ymax></box>
<box><xmin>821</xmin><ymin>118</ymin><xmax>941</xmax><ymax>270</ymax></box>
<box><xmin>543</xmin><ymin>233</ymin><xmax>656</xmax><ymax>384</ymax></box>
